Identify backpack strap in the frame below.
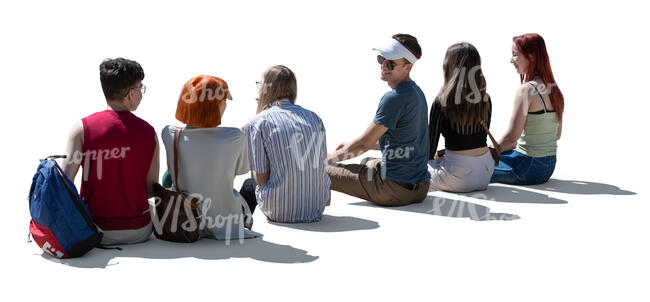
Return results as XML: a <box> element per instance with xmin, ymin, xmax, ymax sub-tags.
<box><xmin>54</xmin><ymin>159</ymin><xmax>114</xmax><ymax>250</ymax></box>
<box><xmin>96</xmin><ymin>245</ymin><xmax>123</xmax><ymax>251</ymax></box>
<box><xmin>173</xmin><ymin>127</ymin><xmax>183</xmax><ymax>193</ymax></box>
<box><xmin>53</xmin><ymin>161</ymin><xmax>98</xmax><ymax>233</ymax></box>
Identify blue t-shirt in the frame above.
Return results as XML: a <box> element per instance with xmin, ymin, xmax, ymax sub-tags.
<box><xmin>373</xmin><ymin>81</ymin><xmax>431</xmax><ymax>184</ymax></box>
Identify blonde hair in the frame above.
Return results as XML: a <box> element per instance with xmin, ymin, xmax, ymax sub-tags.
<box><xmin>257</xmin><ymin>65</ymin><xmax>297</xmax><ymax>113</ymax></box>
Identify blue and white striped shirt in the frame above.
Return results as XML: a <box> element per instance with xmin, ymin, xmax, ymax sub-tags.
<box><xmin>244</xmin><ymin>99</ymin><xmax>330</xmax><ymax>223</ymax></box>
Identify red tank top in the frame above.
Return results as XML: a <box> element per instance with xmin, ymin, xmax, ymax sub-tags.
<box><xmin>80</xmin><ymin>110</ymin><xmax>155</xmax><ymax>231</ymax></box>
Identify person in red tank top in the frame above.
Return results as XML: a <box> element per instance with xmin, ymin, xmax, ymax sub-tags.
<box><xmin>62</xmin><ymin>58</ymin><xmax>160</xmax><ymax>245</ymax></box>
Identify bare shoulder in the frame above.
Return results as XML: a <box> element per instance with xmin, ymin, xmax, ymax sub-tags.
<box><xmin>517</xmin><ymin>82</ymin><xmax>537</xmax><ymax>96</ymax></box>
<box><xmin>69</xmin><ymin>120</ymin><xmax>84</xmax><ymax>142</ymax></box>
<box><xmin>514</xmin><ymin>83</ymin><xmax>535</xmax><ymax>105</ymax></box>
<box><xmin>71</xmin><ymin>119</ymin><xmax>83</xmax><ymax>131</ymax></box>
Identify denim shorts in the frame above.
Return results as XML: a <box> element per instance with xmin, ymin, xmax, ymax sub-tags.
<box><xmin>490</xmin><ymin>150</ymin><xmax>556</xmax><ymax>185</ymax></box>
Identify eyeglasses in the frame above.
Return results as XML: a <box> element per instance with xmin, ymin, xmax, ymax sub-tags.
<box><xmin>125</xmin><ymin>84</ymin><xmax>146</xmax><ymax>97</ymax></box>
<box><xmin>256</xmin><ymin>81</ymin><xmax>263</xmax><ymax>90</ymax></box>
<box><xmin>377</xmin><ymin>55</ymin><xmax>407</xmax><ymax>71</ymax></box>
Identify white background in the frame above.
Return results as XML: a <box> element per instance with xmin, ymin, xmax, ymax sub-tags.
<box><xmin>1</xmin><ymin>0</ymin><xmax>648</xmax><ymax>301</ymax></box>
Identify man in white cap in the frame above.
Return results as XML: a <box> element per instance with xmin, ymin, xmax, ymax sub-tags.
<box><xmin>326</xmin><ymin>34</ymin><xmax>430</xmax><ymax>206</ymax></box>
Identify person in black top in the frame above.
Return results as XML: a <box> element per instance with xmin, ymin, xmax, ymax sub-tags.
<box><xmin>427</xmin><ymin>42</ymin><xmax>495</xmax><ymax>192</ymax></box>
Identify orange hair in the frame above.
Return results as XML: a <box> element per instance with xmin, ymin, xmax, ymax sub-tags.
<box><xmin>175</xmin><ymin>75</ymin><xmax>230</xmax><ymax>127</ymax></box>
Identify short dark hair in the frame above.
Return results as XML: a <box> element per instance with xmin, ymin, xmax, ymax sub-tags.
<box><xmin>99</xmin><ymin>58</ymin><xmax>144</xmax><ymax>101</ymax></box>
<box><xmin>392</xmin><ymin>33</ymin><xmax>422</xmax><ymax>61</ymax></box>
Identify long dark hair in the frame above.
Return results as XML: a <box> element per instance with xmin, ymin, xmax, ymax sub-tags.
<box><xmin>435</xmin><ymin>42</ymin><xmax>490</xmax><ymax>126</ymax></box>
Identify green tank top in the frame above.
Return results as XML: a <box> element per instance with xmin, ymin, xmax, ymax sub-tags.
<box><xmin>516</xmin><ymin>83</ymin><xmax>559</xmax><ymax>157</ymax></box>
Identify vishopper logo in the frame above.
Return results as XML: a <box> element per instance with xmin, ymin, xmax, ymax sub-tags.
<box><xmin>440</xmin><ymin>64</ymin><xmax>558</xmax><ymax>114</ymax></box>
<box><xmin>381</xmin><ymin>146</ymin><xmax>415</xmax><ymax>160</ymax></box>
<box><xmin>517</xmin><ymin>81</ymin><xmax>558</xmax><ymax>115</ymax></box>
<box><xmin>362</xmin><ymin>146</ymin><xmax>416</xmax><ymax>181</ymax></box>
<box><xmin>67</xmin><ymin>148</ymin><xmax>131</xmax><ymax>181</ymax></box>
<box><xmin>286</xmin><ymin>131</ymin><xmax>327</xmax><ymax>171</ymax></box>
<box><xmin>330</xmin><ymin>146</ymin><xmax>419</xmax><ymax>181</ymax></box>
<box><xmin>150</xmin><ymin>193</ymin><xmax>252</xmax><ymax>245</ymax></box>
<box><xmin>180</xmin><ymin>82</ymin><xmax>229</xmax><ymax>104</ymax></box>
<box><xmin>427</xmin><ymin>194</ymin><xmax>520</xmax><ymax>221</ymax></box>
<box><xmin>440</xmin><ymin>65</ymin><xmax>491</xmax><ymax>106</ymax></box>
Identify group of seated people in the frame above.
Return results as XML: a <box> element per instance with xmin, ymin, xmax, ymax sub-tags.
<box><xmin>61</xmin><ymin>32</ymin><xmax>564</xmax><ymax>245</ymax></box>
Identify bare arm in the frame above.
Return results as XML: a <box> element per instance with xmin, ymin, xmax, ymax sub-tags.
<box><xmin>253</xmin><ymin>172</ymin><xmax>270</xmax><ymax>186</ymax></box>
<box><xmin>146</xmin><ymin>134</ymin><xmax>160</xmax><ymax>198</ymax></box>
<box><xmin>498</xmin><ymin>85</ymin><xmax>529</xmax><ymax>151</ymax></box>
<box><xmin>327</xmin><ymin>122</ymin><xmax>388</xmax><ymax>164</ymax></box>
<box><xmin>339</xmin><ymin>141</ymin><xmax>380</xmax><ymax>151</ymax></box>
<box><xmin>62</xmin><ymin>120</ymin><xmax>84</xmax><ymax>181</ymax></box>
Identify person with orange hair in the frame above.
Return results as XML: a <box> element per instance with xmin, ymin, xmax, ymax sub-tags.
<box><xmin>161</xmin><ymin>75</ymin><xmax>259</xmax><ymax>240</ymax></box>
<box><xmin>491</xmin><ymin>33</ymin><xmax>564</xmax><ymax>185</ymax></box>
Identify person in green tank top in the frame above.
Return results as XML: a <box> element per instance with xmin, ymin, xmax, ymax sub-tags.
<box><xmin>491</xmin><ymin>33</ymin><xmax>565</xmax><ymax>185</ymax></box>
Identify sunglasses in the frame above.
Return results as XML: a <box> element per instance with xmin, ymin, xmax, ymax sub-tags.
<box><xmin>377</xmin><ymin>55</ymin><xmax>407</xmax><ymax>71</ymax></box>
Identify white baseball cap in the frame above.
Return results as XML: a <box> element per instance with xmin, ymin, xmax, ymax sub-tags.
<box><xmin>373</xmin><ymin>38</ymin><xmax>419</xmax><ymax>64</ymax></box>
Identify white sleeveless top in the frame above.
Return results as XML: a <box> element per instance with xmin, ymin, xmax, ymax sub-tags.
<box><xmin>161</xmin><ymin>125</ymin><xmax>260</xmax><ymax>240</ymax></box>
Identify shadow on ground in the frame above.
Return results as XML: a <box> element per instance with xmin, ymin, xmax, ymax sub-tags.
<box><xmin>268</xmin><ymin>214</ymin><xmax>379</xmax><ymax>232</ymax></box>
<box><xmin>352</xmin><ymin>195</ymin><xmax>520</xmax><ymax>221</ymax></box>
<box><xmin>527</xmin><ymin>179</ymin><xmax>636</xmax><ymax>195</ymax></box>
<box><xmin>461</xmin><ymin>185</ymin><xmax>568</xmax><ymax>204</ymax></box>
<box><xmin>41</xmin><ymin>236</ymin><xmax>317</xmax><ymax>268</ymax></box>
<box><xmin>459</xmin><ymin>178</ymin><xmax>637</xmax><ymax>204</ymax></box>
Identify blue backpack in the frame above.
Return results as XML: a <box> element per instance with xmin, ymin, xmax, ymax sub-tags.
<box><xmin>28</xmin><ymin>155</ymin><xmax>104</xmax><ymax>258</ymax></box>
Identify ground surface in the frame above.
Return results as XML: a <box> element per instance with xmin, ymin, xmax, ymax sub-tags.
<box><xmin>3</xmin><ymin>1</ymin><xmax>648</xmax><ymax>301</ymax></box>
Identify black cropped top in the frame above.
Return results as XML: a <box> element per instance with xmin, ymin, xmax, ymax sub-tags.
<box><xmin>428</xmin><ymin>96</ymin><xmax>492</xmax><ymax>159</ymax></box>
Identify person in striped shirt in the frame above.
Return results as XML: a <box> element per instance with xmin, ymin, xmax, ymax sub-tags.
<box><xmin>326</xmin><ymin>34</ymin><xmax>431</xmax><ymax>206</ymax></box>
<box><xmin>243</xmin><ymin>65</ymin><xmax>331</xmax><ymax>223</ymax></box>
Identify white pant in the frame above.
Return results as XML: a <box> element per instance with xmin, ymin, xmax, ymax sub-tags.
<box><xmin>428</xmin><ymin>151</ymin><xmax>494</xmax><ymax>193</ymax></box>
<box><xmin>99</xmin><ymin>223</ymin><xmax>152</xmax><ymax>245</ymax></box>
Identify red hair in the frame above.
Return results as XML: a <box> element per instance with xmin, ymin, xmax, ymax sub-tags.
<box><xmin>175</xmin><ymin>75</ymin><xmax>229</xmax><ymax>127</ymax></box>
<box><xmin>513</xmin><ymin>33</ymin><xmax>564</xmax><ymax>122</ymax></box>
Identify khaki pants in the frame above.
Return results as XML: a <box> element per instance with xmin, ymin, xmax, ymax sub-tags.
<box><xmin>326</xmin><ymin>158</ymin><xmax>429</xmax><ymax>206</ymax></box>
